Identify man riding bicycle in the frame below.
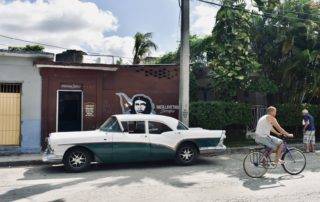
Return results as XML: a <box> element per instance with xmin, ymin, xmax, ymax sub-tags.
<box><xmin>255</xmin><ymin>106</ymin><xmax>294</xmax><ymax>164</ymax></box>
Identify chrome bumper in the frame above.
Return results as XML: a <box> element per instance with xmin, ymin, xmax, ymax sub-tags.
<box><xmin>42</xmin><ymin>149</ymin><xmax>63</xmax><ymax>163</ymax></box>
<box><xmin>200</xmin><ymin>131</ymin><xmax>227</xmax><ymax>156</ymax></box>
<box><xmin>199</xmin><ymin>145</ymin><xmax>226</xmax><ymax>156</ymax></box>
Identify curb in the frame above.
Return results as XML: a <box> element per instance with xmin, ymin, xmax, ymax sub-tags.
<box><xmin>225</xmin><ymin>144</ymin><xmax>307</xmax><ymax>154</ymax></box>
<box><xmin>0</xmin><ymin>160</ymin><xmax>44</xmax><ymax>167</ymax></box>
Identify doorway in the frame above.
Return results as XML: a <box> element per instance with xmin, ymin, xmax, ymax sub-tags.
<box><xmin>57</xmin><ymin>90</ymin><xmax>83</xmax><ymax>132</ymax></box>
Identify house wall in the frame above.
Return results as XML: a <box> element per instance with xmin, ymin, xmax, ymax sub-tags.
<box><xmin>0</xmin><ymin>56</ymin><xmax>42</xmax><ymax>153</ymax></box>
<box><xmin>40</xmin><ymin>65</ymin><xmax>179</xmax><ymax>148</ymax></box>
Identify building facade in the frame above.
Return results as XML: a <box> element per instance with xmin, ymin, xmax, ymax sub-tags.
<box><xmin>0</xmin><ymin>50</ymin><xmax>53</xmax><ymax>153</ymax></box>
<box><xmin>36</xmin><ymin>61</ymin><xmax>179</xmax><ymax>148</ymax></box>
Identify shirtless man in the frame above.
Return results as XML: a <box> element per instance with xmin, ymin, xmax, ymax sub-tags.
<box><xmin>255</xmin><ymin>106</ymin><xmax>294</xmax><ymax>164</ymax></box>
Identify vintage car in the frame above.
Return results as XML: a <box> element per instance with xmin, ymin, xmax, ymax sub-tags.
<box><xmin>43</xmin><ymin>114</ymin><xmax>226</xmax><ymax>172</ymax></box>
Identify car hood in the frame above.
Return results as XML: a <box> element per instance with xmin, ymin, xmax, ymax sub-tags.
<box><xmin>188</xmin><ymin>127</ymin><xmax>204</xmax><ymax>130</ymax></box>
<box><xmin>50</xmin><ymin>130</ymin><xmax>98</xmax><ymax>138</ymax></box>
<box><xmin>48</xmin><ymin>130</ymin><xmax>105</xmax><ymax>145</ymax></box>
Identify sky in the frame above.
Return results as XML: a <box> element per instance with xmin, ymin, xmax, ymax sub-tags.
<box><xmin>0</xmin><ymin>0</ymin><xmax>219</xmax><ymax>62</ymax></box>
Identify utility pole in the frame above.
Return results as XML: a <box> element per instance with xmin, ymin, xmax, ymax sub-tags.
<box><xmin>179</xmin><ymin>0</ymin><xmax>190</xmax><ymax>126</ymax></box>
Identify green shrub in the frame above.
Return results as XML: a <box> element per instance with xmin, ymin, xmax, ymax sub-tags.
<box><xmin>190</xmin><ymin>101</ymin><xmax>252</xmax><ymax>142</ymax></box>
<box><xmin>190</xmin><ymin>101</ymin><xmax>252</xmax><ymax>129</ymax></box>
<box><xmin>276</xmin><ymin>103</ymin><xmax>319</xmax><ymax>139</ymax></box>
<box><xmin>190</xmin><ymin>102</ymin><xmax>319</xmax><ymax>143</ymax></box>
<box><xmin>276</xmin><ymin>103</ymin><xmax>319</xmax><ymax>127</ymax></box>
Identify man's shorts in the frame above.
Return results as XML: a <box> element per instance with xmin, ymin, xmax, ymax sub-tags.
<box><xmin>255</xmin><ymin>135</ymin><xmax>283</xmax><ymax>150</ymax></box>
<box><xmin>303</xmin><ymin>131</ymin><xmax>315</xmax><ymax>144</ymax></box>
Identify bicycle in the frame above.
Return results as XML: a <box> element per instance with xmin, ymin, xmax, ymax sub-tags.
<box><xmin>243</xmin><ymin>137</ymin><xmax>306</xmax><ymax>178</ymax></box>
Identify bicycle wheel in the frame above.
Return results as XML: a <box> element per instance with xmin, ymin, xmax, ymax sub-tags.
<box><xmin>282</xmin><ymin>148</ymin><xmax>306</xmax><ymax>175</ymax></box>
<box><xmin>243</xmin><ymin>151</ymin><xmax>269</xmax><ymax>178</ymax></box>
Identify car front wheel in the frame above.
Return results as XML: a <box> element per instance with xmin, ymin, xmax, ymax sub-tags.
<box><xmin>175</xmin><ymin>143</ymin><xmax>198</xmax><ymax>165</ymax></box>
<box><xmin>63</xmin><ymin>148</ymin><xmax>92</xmax><ymax>172</ymax></box>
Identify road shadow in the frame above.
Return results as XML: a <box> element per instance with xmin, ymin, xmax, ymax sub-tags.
<box><xmin>0</xmin><ymin>158</ymin><xmax>218</xmax><ymax>201</ymax></box>
<box><xmin>234</xmin><ymin>172</ymin><xmax>304</xmax><ymax>191</ymax></box>
<box><xmin>2</xmin><ymin>152</ymin><xmax>319</xmax><ymax>201</ymax></box>
<box><xmin>223</xmin><ymin>152</ymin><xmax>320</xmax><ymax>191</ymax></box>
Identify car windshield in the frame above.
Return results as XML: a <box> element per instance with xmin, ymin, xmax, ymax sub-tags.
<box><xmin>177</xmin><ymin>121</ymin><xmax>188</xmax><ymax>130</ymax></box>
<box><xmin>100</xmin><ymin>116</ymin><xmax>122</xmax><ymax>132</ymax></box>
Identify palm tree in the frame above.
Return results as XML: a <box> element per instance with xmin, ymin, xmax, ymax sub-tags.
<box><xmin>133</xmin><ymin>32</ymin><xmax>157</xmax><ymax>64</ymax></box>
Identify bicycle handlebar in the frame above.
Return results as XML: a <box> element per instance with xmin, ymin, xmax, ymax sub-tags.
<box><xmin>279</xmin><ymin>135</ymin><xmax>294</xmax><ymax>141</ymax></box>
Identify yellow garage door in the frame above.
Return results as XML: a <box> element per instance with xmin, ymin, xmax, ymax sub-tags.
<box><xmin>0</xmin><ymin>83</ymin><xmax>21</xmax><ymax>145</ymax></box>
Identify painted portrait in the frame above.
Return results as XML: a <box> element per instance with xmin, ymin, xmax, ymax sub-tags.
<box><xmin>116</xmin><ymin>93</ymin><xmax>155</xmax><ymax>114</ymax></box>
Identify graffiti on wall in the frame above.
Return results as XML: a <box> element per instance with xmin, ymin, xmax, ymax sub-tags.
<box><xmin>156</xmin><ymin>105</ymin><xmax>179</xmax><ymax>114</ymax></box>
<box><xmin>116</xmin><ymin>92</ymin><xmax>179</xmax><ymax>115</ymax></box>
<box><xmin>116</xmin><ymin>93</ymin><xmax>155</xmax><ymax>114</ymax></box>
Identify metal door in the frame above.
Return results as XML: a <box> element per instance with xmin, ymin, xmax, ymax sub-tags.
<box><xmin>57</xmin><ymin>90</ymin><xmax>83</xmax><ymax>132</ymax></box>
<box><xmin>0</xmin><ymin>83</ymin><xmax>21</xmax><ymax>145</ymax></box>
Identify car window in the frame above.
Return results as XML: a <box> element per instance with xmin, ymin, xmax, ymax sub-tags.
<box><xmin>100</xmin><ymin>117</ymin><xmax>122</xmax><ymax>132</ymax></box>
<box><xmin>121</xmin><ymin>121</ymin><xmax>145</xmax><ymax>134</ymax></box>
<box><xmin>148</xmin><ymin>121</ymin><xmax>172</xmax><ymax>134</ymax></box>
<box><xmin>177</xmin><ymin>121</ymin><xmax>188</xmax><ymax>130</ymax></box>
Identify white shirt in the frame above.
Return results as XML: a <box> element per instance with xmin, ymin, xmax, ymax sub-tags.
<box><xmin>255</xmin><ymin>115</ymin><xmax>273</xmax><ymax>137</ymax></box>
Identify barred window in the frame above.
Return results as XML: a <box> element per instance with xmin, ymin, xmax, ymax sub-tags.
<box><xmin>0</xmin><ymin>83</ymin><xmax>21</xmax><ymax>93</ymax></box>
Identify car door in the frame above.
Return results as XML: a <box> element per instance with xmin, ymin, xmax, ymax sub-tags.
<box><xmin>148</xmin><ymin>121</ymin><xmax>176</xmax><ymax>160</ymax></box>
<box><xmin>88</xmin><ymin>116</ymin><xmax>121</xmax><ymax>163</ymax></box>
<box><xmin>112</xmin><ymin>120</ymin><xmax>150</xmax><ymax>162</ymax></box>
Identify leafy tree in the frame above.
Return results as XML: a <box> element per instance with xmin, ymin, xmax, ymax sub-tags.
<box><xmin>156</xmin><ymin>35</ymin><xmax>214</xmax><ymax>65</ymax></box>
<box><xmin>209</xmin><ymin>0</ymin><xmax>261</xmax><ymax>99</ymax></box>
<box><xmin>156</xmin><ymin>51</ymin><xmax>178</xmax><ymax>64</ymax></box>
<box><xmin>252</xmin><ymin>0</ymin><xmax>320</xmax><ymax>103</ymax></box>
<box><xmin>133</xmin><ymin>32</ymin><xmax>157</xmax><ymax>64</ymax></box>
<box><xmin>157</xmin><ymin>0</ymin><xmax>320</xmax><ymax>104</ymax></box>
<box><xmin>156</xmin><ymin>35</ymin><xmax>214</xmax><ymax>101</ymax></box>
<box><xmin>8</xmin><ymin>45</ymin><xmax>45</xmax><ymax>52</ymax></box>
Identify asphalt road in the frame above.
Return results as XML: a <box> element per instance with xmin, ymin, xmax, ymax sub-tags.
<box><xmin>1</xmin><ymin>152</ymin><xmax>320</xmax><ymax>202</ymax></box>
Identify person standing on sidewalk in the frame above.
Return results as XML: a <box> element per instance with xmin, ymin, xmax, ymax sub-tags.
<box><xmin>302</xmin><ymin>109</ymin><xmax>316</xmax><ymax>153</ymax></box>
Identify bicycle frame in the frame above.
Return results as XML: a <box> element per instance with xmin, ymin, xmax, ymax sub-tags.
<box><xmin>244</xmin><ymin>139</ymin><xmax>306</xmax><ymax>177</ymax></box>
<box><xmin>251</xmin><ymin>140</ymin><xmax>289</xmax><ymax>169</ymax></box>
<box><xmin>281</xmin><ymin>141</ymin><xmax>297</xmax><ymax>163</ymax></box>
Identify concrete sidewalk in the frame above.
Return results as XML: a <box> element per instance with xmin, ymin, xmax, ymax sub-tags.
<box><xmin>0</xmin><ymin>143</ymin><xmax>313</xmax><ymax>167</ymax></box>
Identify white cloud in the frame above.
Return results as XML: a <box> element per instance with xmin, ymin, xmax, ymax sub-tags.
<box><xmin>191</xmin><ymin>3</ymin><xmax>219</xmax><ymax>36</ymax></box>
<box><xmin>0</xmin><ymin>0</ymin><xmax>134</xmax><ymax>61</ymax></box>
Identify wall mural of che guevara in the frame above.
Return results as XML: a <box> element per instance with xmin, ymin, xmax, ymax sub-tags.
<box><xmin>116</xmin><ymin>92</ymin><xmax>156</xmax><ymax>114</ymax></box>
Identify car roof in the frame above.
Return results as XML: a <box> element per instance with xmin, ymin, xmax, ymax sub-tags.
<box><xmin>113</xmin><ymin>114</ymin><xmax>179</xmax><ymax>129</ymax></box>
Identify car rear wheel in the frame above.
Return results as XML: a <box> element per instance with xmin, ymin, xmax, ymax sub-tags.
<box><xmin>175</xmin><ymin>143</ymin><xmax>198</xmax><ymax>165</ymax></box>
<box><xmin>63</xmin><ymin>148</ymin><xmax>92</xmax><ymax>172</ymax></box>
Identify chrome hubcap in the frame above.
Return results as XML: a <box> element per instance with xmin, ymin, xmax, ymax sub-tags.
<box><xmin>69</xmin><ymin>152</ymin><xmax>86</xmax><ymax>168</ymax></box>
<box><xmin>180</xmin><ymin>148</ymin><xmax>194</xmax><ymax>161</ymax></box>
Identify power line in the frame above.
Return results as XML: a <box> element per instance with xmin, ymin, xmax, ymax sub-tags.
<box><xmin>0</xmin><ymin>34</ymin><xmax>66</xmax><ymax>50</ymax></box>
<box><xmin>0</xmin><ymin>33</ymin><xmax>133</xmax><ymax>59</ymax></box>
<box><xmin>247</xmin><ymin>0</ymin><xmax>320</xmax><ymax>18</ymax></box>
<box><xmin>198</xmin><ymin>0</ymin><xmax>320</xmax><ymax>23</ymax></box>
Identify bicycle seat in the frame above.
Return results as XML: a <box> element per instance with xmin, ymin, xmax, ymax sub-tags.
<box><xmin>257</xmin><ymin>144</ymin><xmax>268</xmax><ymax>148</ymax></box>
<box><xmin>249</xmin><ymin>144</ymin><xmax>267</xmax><ymax>151</ymax></box>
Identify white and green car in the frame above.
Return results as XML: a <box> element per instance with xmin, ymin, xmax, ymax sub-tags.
<box><xmin>43</xmin><ymin>114</ymin><xmax>226</xmax><ymax>172</ymax></box>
